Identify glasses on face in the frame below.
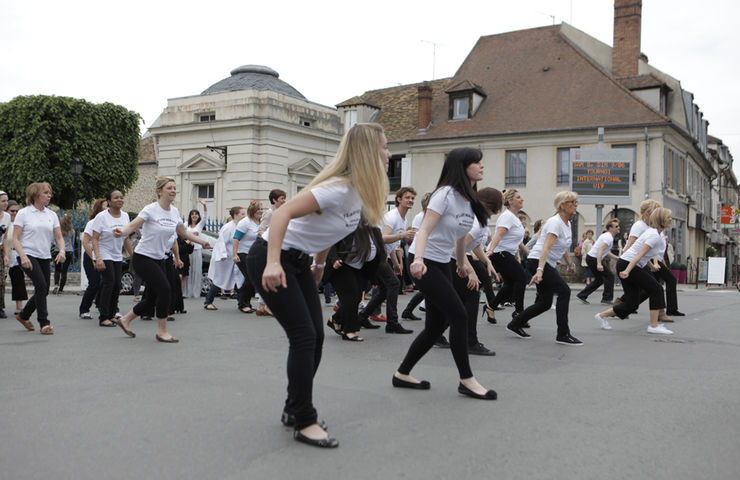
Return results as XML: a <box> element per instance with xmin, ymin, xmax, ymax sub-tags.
<box><xmin>8</xmin><ymin>210</ymin><xmax>18</xmax><ymax>214</ymax></box>
<box><xmin>566</xmin><ymin>200</ymin><xmax>579</xmax><ymax>205</ymax></box>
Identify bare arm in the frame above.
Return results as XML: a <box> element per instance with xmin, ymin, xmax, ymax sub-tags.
<box><xmin>486</xmin><ymin>226</ymin><xmax>509</xmax><ymax>256</ymax></box>
<box><xmin>92</xmin><ymin>231</ymin><xmax>105</xmax><ymax>271</ymax></box>
<box><xmin>619</xmin><ymin>244</ymin><xmax>652</xmax><ymax>279</ymax></box>
<box><xmin>530</xmin><ymin>233</ymin><xmax>558</xmax><ymax>285</ymax></box>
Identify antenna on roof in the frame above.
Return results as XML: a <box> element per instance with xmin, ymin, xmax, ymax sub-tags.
<box><xmin>536</xmin><ymin>11</ymin><xmax>556</xmax><ymax>25</ymax></box>
<box><xmin>421</xmin><ymin>40</ymin><xmax>443</xmax><ymax>79</ymax></box>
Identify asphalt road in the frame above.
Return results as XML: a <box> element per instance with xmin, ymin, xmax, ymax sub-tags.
<box><xmin>2</xmin><ymin>285</ymin><xmax>739</xmax><ymax>480</ymax></box>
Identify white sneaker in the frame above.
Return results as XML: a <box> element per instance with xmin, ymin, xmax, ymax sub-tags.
<box><xmin>595</xmin><ymin>313</ymin><xmax>612</xmax><ymax>330</ymax></box>
<box><xmin>647</xmin><ymin>324</ymin><xmax>673</xmax><ymax>335</ymax></box>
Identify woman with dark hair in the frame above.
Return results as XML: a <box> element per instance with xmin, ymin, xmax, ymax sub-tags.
<box><xmin>52</xmin><ymin>215</ymin><xmax>75</xmax><ymax>295</ymax></box>
<box><xmin>246</xmin><ymin>123</ymin><xmax>389</xmax><ymax>448</ymax></box>
<box><xmin>13</xmin><ymin>182</ymin><xmax>66</xmax><ymax>334</ymax></box>
<box><xmin>457</xmin><ymin>187</ymin><xmax>502</xmax><ymax>356</ymax></box>
<box><xmin>394</xmin><ymin>147</ymin><xmax>497</xmax><ymax>400</ymax></box>
<box><xmin>232</xmin><ymin>201</ymin><xmax>263</xmax><ymax>313</ymax></box>
<box><xmin>92</xmin><ymin>190</ymin><xmax>133</xmax><ymax>327</ymax></box>
<box><xmin>113</xmin><ymin>177</ymin><xmax>210</xmax><ymax>342</ymax></box>
<box><xmin>325</xmin><ymin>218</ymin><xmax>384</xmax><ymax>341</ymax></box>
<box><xmin>79</xmin><ymin>198</ymin><xmax>108</xmax><ymax>320</ymax></box>
<box><xmin>183</xmin><ymin>198</ymin><xmax>208</xmax><ymax>298</ymax></box>
<box><xmin>485</xmin><ymin>189</ymin><xmax>529</xmax><ymax>323</ymax></box>
<box><xmin>507</xmin><ymin>191</ymin><xmax>582</xmax><ymax>345</ymax></box>
<box><xmin>4</xmin><ymin>200</ymin><xmax>27</xmax><ymax>315</ymax></box>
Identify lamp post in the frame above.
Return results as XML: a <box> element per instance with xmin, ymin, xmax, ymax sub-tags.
<box><xmin>71</xmin><ymin>157</ymin><xmax>83</xmax><ymax>210</ymax></box>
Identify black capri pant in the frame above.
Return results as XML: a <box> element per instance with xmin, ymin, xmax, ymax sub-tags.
<box><xmin>612</xmin><ymin>259</ymin><xmax>665</xmax><ymax>319</ymax></box>
<box><xmin>98</xmin><ymin>260</ymin><xmax>123</xmax><ymax>321</ymax></box>
<box><xmin>510</xmin><ymin>258</ymin><xmax>572</xmax><ymax>337</ymax></box>
<box><xmin>489</xmin><ymin>251</ymin><xmax>527</xmax><ymax>314</ymax></box>
<box><xmin>19</xmin><ymin>256</ymin><xmax>51</xmax><ymax>327</ymax></box>
<box><xmin>246</xmin><ymin>238</ymin><xmax>323</xmax><ymax>430</ymax></box>
<box><xmin>398</xmin><ymin>256</ymin><xmax>473</xmax><ymax>380</ymax></box>
<box><xmin>131</xmin><ymin>253</ymin><xmax>170</xmax><ymax>319</ymax></box>
<box><xmin>9</xmin><ymin>265</ymin><xmax>28</xmax><ymax>301</ymax></box>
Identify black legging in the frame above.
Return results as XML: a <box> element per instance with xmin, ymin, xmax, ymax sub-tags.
<box><xmin>471</xmin><ymin>256</ymin><xmax>497</xmax><ymax>312</ymax></box>
<box><xmin>461</xmin><ymin>257</ymin><xmax>486</xmax><ymax>345</ymax></box>
<box><xmin>612</xmin><ymin>259</ymin><xmax>665</xmax><ymax>319</ymax></box>
<box><xmin>330</xmin><ymin>264</ymin><xmax>365</xmax><ymax>334</ymax></box>
<box><xmin>131</xmin><ymin>253</ymin><xmax>171</xmax><ymax>319</ymax></box>
<box><xmin>510</xmin><ymin>258</ymin><xmax>572</xmax><ymax>337</ymax></box>
<box><xmin>53</xmin><ymin>253</ymin><xmax>73</xmax><ymax>291</ymax></box>
<box><xmin>98</xmin><ymin>260</ymin><xmax>123</xmax><ymax>321</ymax></box>
<box><xmin>79</xmin><ymin>255</ymin><xmax>102</xmax><ymax>315</ymax></box>
<box><xmin>577</xmin><ymin>255</ymin><xmax>615</xmax><ymax>302</ymax></box>
<box><xmin>19</xmin><ymin>256</ymin><xmax>51</xmax><ymax>327</ymax></box>
<box><xmin>489</xmin><ymin>251</ymin><xmax>526</xmax><ymax>314</ymax></box>
<box><xmin>398</xmin><ymin>257</ymin><xmax>473</xmax><ymax>379</ymax></box>
<box><xmin>246</xmin><ymin>238</ymin><xmax>323</xmax><ymax>430</ymax></box>
<box><xmin>236</xmin><ymin>253</ymin><xmax>256</xmax><ymax>309</ymax></box>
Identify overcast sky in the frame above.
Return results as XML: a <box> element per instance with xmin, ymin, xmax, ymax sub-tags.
<box><xmin>2</xmin><ymin>0</ymin><xmax>739</xmax><ymax>179</ymax></box>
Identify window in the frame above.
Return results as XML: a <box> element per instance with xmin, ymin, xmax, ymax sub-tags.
<box><xmin>344</xmin><ymin>110</ymin><xmax>357</xmax><ymax>129</ymax></box>
<box><xmin>505</xmin><ymin>150</ymin><xmax>527</xmax><ymax>186</ymax></box>
<box><xmin>664</xmin><ymin>147</ymin><xmax>685</xmax><ymax>194</ymax></box>
<box><xmin>387</xmin><ymin>155</ymin><xmax>403</xmax><ymax>192</ymax></box>
<box><xmin>198</xmin><ymin>113</ymin><xmax>215</xmax><ymax>122</ymax></box>
<box><xmin>557</xmin><ymin>147</ymin><xmax>577</xmax><ymax>185</ymax></box>
<box><xmin>612</xmin><ymin>144</ymin><xmax>636</xmax><ymax>183</ymax></box>
<box><xmin>299</xmin><ymin>118</ymin><xmax>312</xmax><ymax>127</ymax></box>
<box><xmin>451</xmin><ymin>96</ymin><xmax>470</xmax><ymax>120</ymax></box>
<box><xmin>197</xmin><ymin>184</ymin><xmax>214</xmax><ymax>199</ymax></box>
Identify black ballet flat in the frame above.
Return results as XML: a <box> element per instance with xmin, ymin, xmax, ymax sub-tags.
<box><xmin>392</xmin><ymin>375</ymin><xmax>431</xmax><ymax>390</ymax></box>
<box><xmin>458</xmin><ymin>382</ymin><xmax>497</xmax><ymax>400</ymax></box>
<box><xmin>293</xmin><ymin>430</ymin><xmax>338</xmax><ymax>448</ymax></box>
<box><xmin>281</xmin><ymin>412</ymin><xmax>328</xmax><ymax>430</ymax></box>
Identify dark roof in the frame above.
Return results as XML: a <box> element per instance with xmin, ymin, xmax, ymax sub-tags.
<box><xmin>342</xmin><ymin>25</ymin><xmax>670</xmax><ymax>142</ymax></box>
<box><xmin>335</xmin><ymin>96</ymin><xmax>380</xmax><ymax>108</ymax></box>
<box><xmin>201</xmin><ymin>65</ymin><xmax>306</xmax><ymax>100</ymax></box>
<box><xmin>618</xmin><ymin>74</ymin><xmax>671</xmax><ymax>91</ymax></box>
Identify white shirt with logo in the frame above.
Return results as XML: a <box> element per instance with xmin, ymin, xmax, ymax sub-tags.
<box><xmin>529</xmin><ymin>214</ymin><xmax>572</xmax><ymax>267</ymax></box>
<box><xmin>493</xmin><ymin>209</ymin><xmax>525</xmax><ymax>255</ymax></box>
<box><xmin>409</xmin><ymin>186</ymin><xmax>474</xmax><ymax>263</ymax></box>
<box><xmin>92</xmin><ymin>209</ymin><xmax>131</xmax><ymax>262</ymax></box>
<box><xmin>134</xmin><ymin>202</ymin><xmax>183</xmax><ymax>260</ymax></box>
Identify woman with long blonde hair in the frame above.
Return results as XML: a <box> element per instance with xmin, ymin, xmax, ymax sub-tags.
<box><xmin>245</xmin><ymin>123</ymin><xmax>388</xmax><ymax>448</ymax></box>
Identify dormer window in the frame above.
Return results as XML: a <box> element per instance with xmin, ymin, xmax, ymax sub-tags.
<box><xmin>446</xmin><ymin>81</ymin><xmax>486</xmax><ymax>121</ymax></box>
<box><xmin>198</xmin><ymin>112</ymin><xmax>215</xmax><ymax>122</ymax></box>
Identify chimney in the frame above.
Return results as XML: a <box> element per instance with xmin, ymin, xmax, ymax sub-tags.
<box><xmin>612</xmin><ymin>0</ymin><xmax>642</xmax><ymax>78</ymax></box>
<box><xmin>417</xmin><ymin>82</ymin><xmax>433</xmax><ymax>130</ymax></box>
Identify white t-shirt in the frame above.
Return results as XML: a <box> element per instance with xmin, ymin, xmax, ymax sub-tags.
<box><xmin>13</xmin><ymin>206</ymin><xmax>60</xmax><ymax>259</ymax></box>
<box><xmin>92</xmin><ymin>209</ymin><xmax>131</xmax><ymax>262</ymax></box>
<box><xmin>264</xmin><ymin>179</ymin><xmax>362</xmax><ymax>255</ymax></box>
<box><xmin>8</xmin><ymin>220</ymin><xmax>19</xmax><ymax>267</ymax></box>
<box><xmin>411</xmin><ymin>211</ymin><xmax>424</xmax><ymax>230</ymax></box>
<box><xmin>344</xmin><ymin>236</ymin><xmax>378</xmax><ymax>270</ymax></box>
<box><xmin>621</xmin><ymin>227</ymin><xmax>664</xmax><ymax>268</ymax></box>
<box><xmin>409</xmin><ymin>186</ymin><xmax>474</xmax><ymax>263</ymax></box>
<box><xmin>464</xmin><ymin>218</ymin><xmax>488</xmax><ymax>255</ymax></box>
<box><xmin>134</xmin><ymin>202</ymin><xmax>184</xmax><ymax>260</ymax></box>
<box><xmin>493</xmin><ymin>209</ymin><xmax>525</xmax><ymax>255</ymax></box>
<box><xmin>529</xmin><ymin>214</ymin><xmax>572</xmax><ymax>267</ymax></box>
<box><xmin>0</xmin><ymin>212</ymin><xmax>11</xmax><ymax>245</ymax></box>
<box><xmin>588</xmin><ymin>231</ymin><xmax>614</xmax><ymax>261</ymax></box>
<box><xmin>186</xmin><ymin>210</ymin><xmax>208</xmax><ymax>251</ymax></box>
<box><xmin>234</xmin><ymin>217</ymin><xmax>260</xmax><ymax>255</ymax></box>
<box><xmin>628</xmin><ymin>220</ymin><xmax>648</xmax><ymax>240</ymax></box>
<box><xmin>83</xmin><ymin>221</ymin><xmax>96</xmax><ymax>260</ymax></box>
<box><xmin>383</xmin><ymin>208</ymin><xmax>406</xmax><ymax>258</ymax></box>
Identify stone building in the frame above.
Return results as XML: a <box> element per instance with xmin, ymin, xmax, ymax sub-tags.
<box><xmin>146</xmin><ymin>65</ymin><xmax>342</xmax><ymax>222</ymax></box>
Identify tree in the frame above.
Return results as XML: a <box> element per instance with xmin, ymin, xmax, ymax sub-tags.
<box><xmin>0</xmin><ymin>95</ymin><xmax>142</xmax><ymax>208</ymax></box>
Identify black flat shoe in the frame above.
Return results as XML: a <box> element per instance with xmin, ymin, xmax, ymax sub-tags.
<box><xmin>341</xmin><ymin>332</ymin><xmax>363</xmax><ymax>342</ymax></box>
<box><xmin>458</xmin><ymin>382</ymin><xmax>497</xmax><ymax>400</ymax></box>
<box><xmin>359</xmin><ymin>318</ymin><xmax>380</xmax><ymax>329</ymax></box>
<box><xmin>293</xmin><ymin>430</ymin><xmax>338</xmax><ymax>448</ymax></box>
<box><xmin>392</xmin><ymin>375</ymin><xmax>430</xmax><ymax>390</ymax></box>
<box><xmin>401</xmin><ymin>311</ymin><xmax>421</xmax><ymax>321</ymax></box>
<box><xmin>666</xmin><ymin>311</ymin><xmax>686</xmax><ymax>316</ymax></box>
<box><xmin>281</xmin><ymin>412</ymin><xmax>328</xmax><ymax>430</ymax></box>
<box><xmin>386</xmin><ymin>322</ymin><xmax>413</xmax><ymax>334</ymax></box>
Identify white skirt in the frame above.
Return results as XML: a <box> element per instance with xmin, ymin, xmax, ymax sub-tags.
<box><xmin>183</xmin><ymin>250</ymin><xmax>203</xmax><ymax>298</ymax></box>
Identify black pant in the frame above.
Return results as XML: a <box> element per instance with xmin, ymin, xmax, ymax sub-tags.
<box><xmin>577</xmin><ymin>255</ymin><xmax>615</xmax><ymax>302</ymax></box>
<box><xmin>655</xmin><ymin>263</ymin><xmax>678</xmax><ymax>312</ymax></box>
<box><xmin>53</xmin><ymin>253</ymin><xmax>73</xmax><ymax>290</ymax></box>
<box><xmin>511</xmin><ymin>259</ymin><xmax>571</xmax><ymax>337</ymax></box>
<box><xmin>360</xmin><ymin>260</ymin><xmax>399</xmax><ymax>323</ymax></box>
<box><xmin>20</xmin><ymin>256</ymin><xmax>51</xmax><ymax>327</ymax></box>
<box><xmin>165</xmin><ymin>255</ymin><xmax>183</xmax><ymax>314</ymax></box>
<box><xmin>613</xmin><ymin>259</ymin><xmax>665</xmax><ymax>319</ymax></box>
<box><xmin>236</xmin><ymin>253</ymin><xmax>256</xmax><ymax>309</ymax></box>
<box><xmin>461</xmin><ymin>257</ymin><xmax>486</xmax><ymax>345</ymax></box>
<box><xmin>98</xmin><ymin>260</ymin><xmax>123</xmax><ymax>321</ymax></box>
<box><xmin>471</xmin><ymin>256</ymin><xmax>497</xmax><ymax>313</ymax></box>
<box><xmin>398</xmin><ymin>258</ymin><xmax>473</xmax><ymax>379</ymax></box>
<box><xmin>246</xmin><ymin>238</ymin><xmax>322</xmax><ymax>429</ymax></box>
<box><xmin>9</xmin><ymin>265</ymin><xmax>28</xmax><ymax>301</ymax></box>
<box><xmin>331</xmin><ymin>264</ymin><xmax>365</xmax><ymax>334</ymax></box>
<box><xmin>79</xmin><ymin>255</ymin><xmax>102</xmax><ymax>315</ymax></box>
<box><xmin>489</xmin><ymin>251</ymin><xmax>526</xmax><ymax>314</ymax></box>
<box><xmin>132</xmin><ymin>253</ymin><xmax>171</xmax><ymax>319</ymax></box>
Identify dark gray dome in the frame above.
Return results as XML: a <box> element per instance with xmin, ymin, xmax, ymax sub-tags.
<box><xmin>201</xmin><ymin>65</ymin><xmax>306</xmax><ymax>99</ymax></box>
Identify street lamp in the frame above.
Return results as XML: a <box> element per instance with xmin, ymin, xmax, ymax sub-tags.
<box><xmin>71</xmin><ymin>157</ymin><xmax>83</xmax><ymax>210</ymax></box>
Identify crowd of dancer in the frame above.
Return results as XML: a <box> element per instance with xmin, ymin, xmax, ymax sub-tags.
<box><xmin>2</xmin><ymin>123</ymin><xmax>700</xmax><ymax>449</ymax></box>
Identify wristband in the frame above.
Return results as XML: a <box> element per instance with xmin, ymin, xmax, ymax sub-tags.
<box><xmin>311</xmin><ymin>263</ymin><xmax>325</xmax><ymax>270</ymax></box>
<box><xmin>536</xmin><ymin>267</ymin><xmax>544</xmax><ymax>272</ymax></box>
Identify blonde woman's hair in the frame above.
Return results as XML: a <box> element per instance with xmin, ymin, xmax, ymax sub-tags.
<box><xmin>647</xmin><ymin>207</ymin><xmax>671</xmax><ymax>229</ymax></box>
<box><xmin>503</xmin><ymin>189</ymin><xmax>519</xmax><ymax>207</ymax></box>
<box><xmin>639</xmin><ymin>199</ymin><xmax>661</xmax><ymax>218</ymax></box>
<box><xmin>305</xmin><ymin>123</ymin><xmax>388</xmax><ymax>225</ymax></box>
<box><xmin>60</xmin><ymin>214</ymin><xmax>73</xmax><ymax>235</ymax></box>
<box><xmin>155</xmin><ymin>177</ymin><xmax>175</xmax><ymax>195</ymax></box>
<box><xmin>26</xmin><ymin>182</ymin><xmax>52</xmax><ymax>205</ymax></box>
<box><xmin>554</xmin><ymin>191</ymin><xmax>578</xmax><ymax>212</ymax></box>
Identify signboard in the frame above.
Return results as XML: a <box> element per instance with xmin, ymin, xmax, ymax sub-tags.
<box><xmin>707</xmin><ymin>257</ymin><xmax>726</xmax><ymax>285</ymax></box>
<box><xmin>570</xmin><ymin>148</ymin><xmax>633</xmax><ymax>204</ymax></box>
<box><xmin>720</xmin><ymin>205</ymin><xmax>739</xmax><ymax>225</ymax></box>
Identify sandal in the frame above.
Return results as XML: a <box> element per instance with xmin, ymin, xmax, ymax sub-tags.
<box><xmin>240</xmin><ymin>306</ymin><xmax>256</xmax><ymax>314</ymax></box>
<box><xmin>16</xmin><ymin>313</ymin><xmax>34</xmax><ymax>331</ymax></box>
<box><xmin>40</xmin><ymin>325</ymin><xmax>54</xmax><ymax>335</ymax></box>
<box><xmin>327</xmin><ymin>319</ymin><xmax>342</xmax><ymax>336</ymax></box>
<box><xmin>204</xmin><ymin>304</ymin><xmax>218</xmax><ymax>311</ymax></box>
<box><xmin>341</xmin><ymin>332</ymin><xmax>363</xmax><ymax>342</ymax></box>
<box><xmin>99</xmin><ymin>320</ymin><xmax>117</xmax><ymax>327</ymax></box>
